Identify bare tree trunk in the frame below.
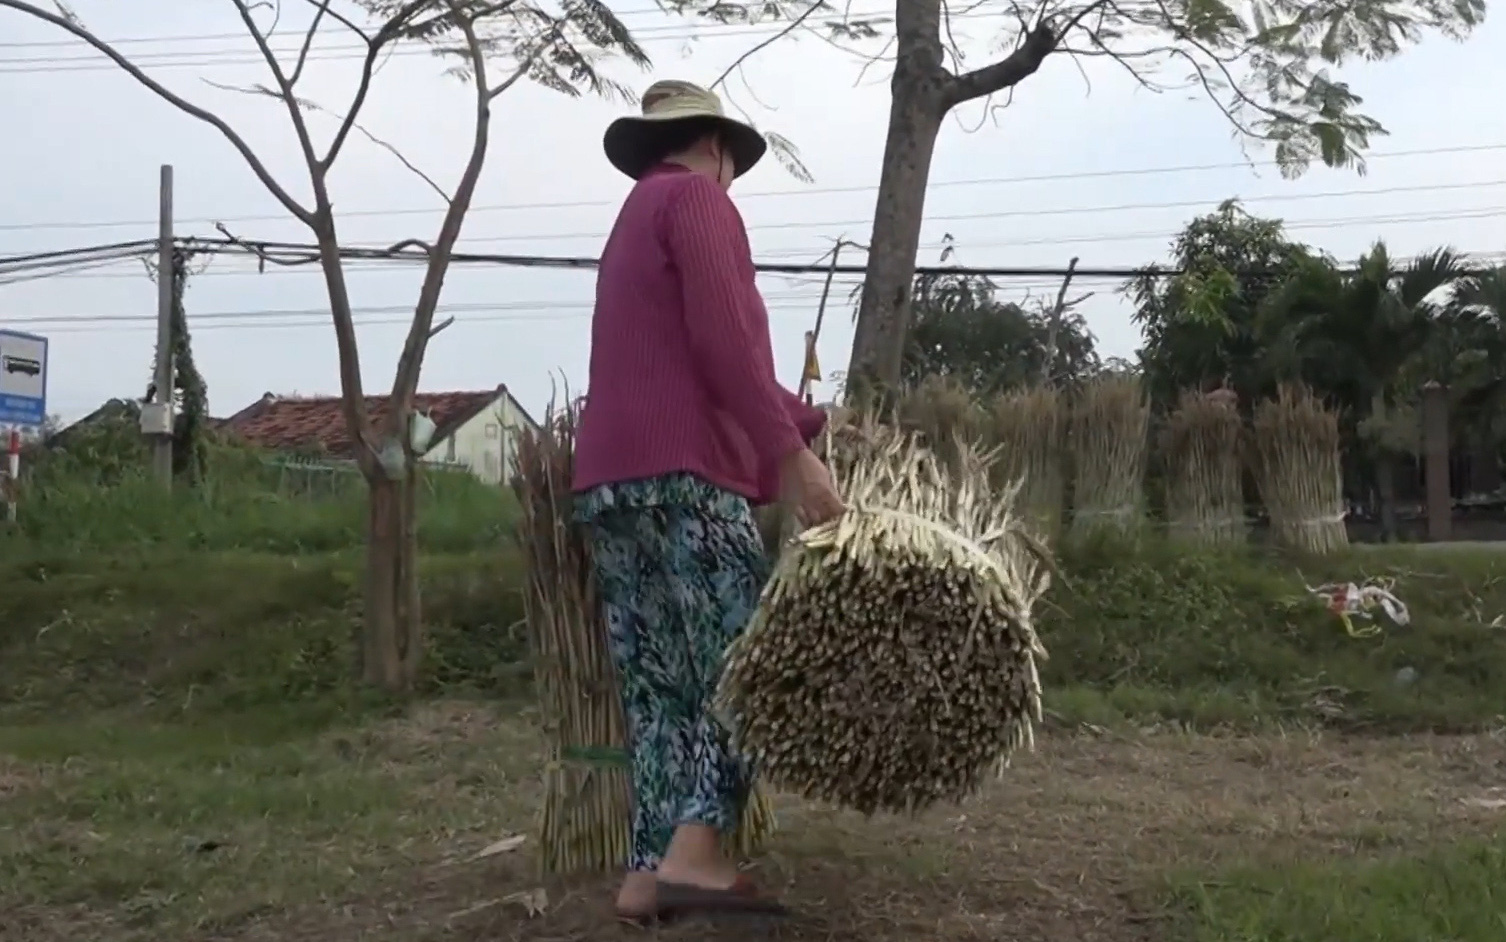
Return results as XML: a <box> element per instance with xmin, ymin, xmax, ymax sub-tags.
<box><xmin>360</xmin><ymin>469</ymin><xmax>424</xmax><ymax>691</ymax></box>
<box><xmin>363</xmin><ymin>476</ymin><xmax>404</xmax><ymax>689</ymax></box>
<box><xmin>1375</xmin><ymin>450</ymin><xmax>1398</xmax><ymax>542</ymax></box>
<box><xmin>847</xmin><ymin>74</ymin><xmax>946</xmax><ymax>396</ymax></box>
<box><xmin>846</xmin><ymin>5</ymin><xmax>1060</xmax><ymax>396</ymax></box>
<box><xmin>398</xmin><ymin>467</ymin><xmax>422</xmax><ymax>684</ymax></box>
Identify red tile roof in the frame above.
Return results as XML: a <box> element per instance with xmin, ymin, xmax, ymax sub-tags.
<box><xmin>222</xmin><ymin>387</ymin><xmax>507</xmax><ymax>457</ymax></box>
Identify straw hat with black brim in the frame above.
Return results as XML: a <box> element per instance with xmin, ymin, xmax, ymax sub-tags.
<box><xmin>603</xmin><ymin>80</ymin><xmax>768</xmax><ymax>181</ymax></box>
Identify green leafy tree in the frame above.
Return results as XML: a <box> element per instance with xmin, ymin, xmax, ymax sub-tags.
<box><xmin>1257</xmin><ymin>242</ymin><xmax>1471</xmax><ymax>535</ymax></box>
<box><xmin>1258</xmin><ymin>244</ymin><xmax>1469</xmax><ymax>417</ymax></box>
<box><xmin>1441</xmin><ymin>265</ymin><xmax>1506</xmax><ymax>454</ymax></box>
<box><xmin>824</xmin><ymin>0</ymin><xmax>1487</xmax><ymax>392</ymax></box>
<box><xmin>901</xmin><ymin>271</ymin><xmax>1100</xmax><ymax>393</ymax></box>
<box><xmin>1130</xmin><ymin>200</ymin><xmax>1313</xmax><ymax>407</ymax></box>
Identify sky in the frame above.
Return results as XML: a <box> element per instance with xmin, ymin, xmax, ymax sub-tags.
<box><xmin>0</xmin><ymin>1</ymin><xmax>1502</xmax><ymax>425</ymax></box>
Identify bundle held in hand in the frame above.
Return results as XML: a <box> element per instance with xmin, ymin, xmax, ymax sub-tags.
<box><xmin>716</xmin><ymin>420</ymin><xmax>1051</xmax><ymax>816</ymax></box>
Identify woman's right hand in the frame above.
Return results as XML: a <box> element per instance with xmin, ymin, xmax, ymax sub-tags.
<box><xmin>779</xmin><ymin>448</ymin><xmax>845</xmax><ymax>527</ymax></box>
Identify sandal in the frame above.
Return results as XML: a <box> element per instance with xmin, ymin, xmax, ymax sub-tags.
<box><xmin>616</xmin><ymin>908</ymin><xmax>680</xmax><ymax>929</ymax></box>
<box><xmin>653</xmin><ymin>873</ymin><xmax>788</xmax><ymax>917</ymax></box>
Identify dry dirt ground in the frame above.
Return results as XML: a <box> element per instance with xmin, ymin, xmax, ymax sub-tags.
<box><xmin>5</xmin><ymin>704</ymin><xmax>1506</xmax><ymax>942</ymax></box>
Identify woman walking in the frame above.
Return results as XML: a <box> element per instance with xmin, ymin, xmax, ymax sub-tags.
<box><xmin>572</xmin><ymin>79</ymin><xmax>844</xmax><ymax>922</ymax></box>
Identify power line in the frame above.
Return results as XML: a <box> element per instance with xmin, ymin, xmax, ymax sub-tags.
<box><xmin>5</xmin><ymin>143</ymin><xmax>1504</xmax><ymax>234</ymax></box>
<box><xmin>0</xmin><ymin>26</ymin><xmax>767</xmax><ymax>74</ymax></box>
<box><xmin>0</xmin><ymin>4</ymin><xmax>905</xmax><ymax>48</ymax></box>
<box><xmin>7</xmin><ymin>203</ymin><xmax>1504</xmax><ymax>275</ymax></box>
<box><xmin>2</xmin><ymin>227</ymin><xmax>1502</xmax><ymax>306</ymax></box>
<box><xmin>0</xmin><ymin>291</ymin><xmax>843</xmax><ymax>325</ymax></box>
<box><xmin>15</xmin><ymin>299</ymin><xmax>850</xmax><ymax>333</ymax></box>
<box><xmin>372</xmin><ymin>195</ymin><xmax>1506</xmax><ymax>250</ymax></box>
<box><xmin>0</xmin><ymin>4</ymin><xmax>940</xmax><ymax>76</ymax></box>
<box><xmin>0</xmin><ymin>17</ymin><xmax>807</xmax><ymax>67</ymax></box>
<box><xmin>163</xmin><ymin>204</ymin><xmax>1497</xmax><ymax>261</ymax></box>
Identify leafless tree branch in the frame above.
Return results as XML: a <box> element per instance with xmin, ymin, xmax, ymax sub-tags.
<box><xmin>344</xmin><ymin>111</ymin><xmax>455</xmax><ymax>201</ymax></box>
<box><xmin>489</xmin><ymin>22</ymin><xmax>559</xmax><ymax>100</ymax></box>
<box><xmin>389</xmin><ymin>0</ymin><xmax>497</xmax><ymax>411</ymax></box>
<box><xmin>0</xmin><ymin>0</ymin><xmax>313</xmax><ymax>222</ymax></box>
<box><xmin>301</xmin><ymin>0</ymin><xmax>371</xmax><ymax>41</ymax></box>
<box><xmin>214</xmin><ymin>223</ymin><xmax>323</xmax><ymax>270</ymax></box>
<box><xmin>711</xmin><ymin>1</ymin><xmax>825</xmax><ymax>91</ymax></box>
<box><xmin>230</xmin><ymin>0</ymin><xmax>325</xmax><ymax>208</ymax></box>
<box><xmin>290</xmin><ymin>0</ymin><xmax>333</xmax><ymax>85</ymax></box>
<box><xmin>324</xmin><ymin>0</ymin><xmax>433</xmax><ymax>169</ymax></box>
<box><xmin>944</xmin><ymin>0</ymin><xmax>1112</xmax><ymax>107</ymax></box>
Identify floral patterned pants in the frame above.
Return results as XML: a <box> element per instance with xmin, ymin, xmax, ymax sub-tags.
<box><xmin>579</xmin><ymin>475</ymin><xmax>769</xmax><ymax>871</ymax></box>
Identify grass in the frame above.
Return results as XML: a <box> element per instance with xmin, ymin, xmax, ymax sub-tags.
<box><xmin>0</xmin><ymin>548</ymin><xmax>529</xmax><ymax>720</ymax></box>
<box><xmin>0</xmin><ymin>703</ymin><xmax>543</xmax><ymax>941</ymax></box>
<box><xmin>3</xmin><ymin>531</ymin><xmax>1505</xmax><ymax>732</ymax></box>
<box><xmin>4</xmin><ymin>453</ymin><xmax>1506</xmax><ymax>940</ymax></box>
<box><xmin>1174</xmin><ymin>838</ymin><xmax>1506</xmax><ymax>941</ymax></box>
<box><xmin>5</xmin><ymin>706</ymin><xmax>1502</xmax><ymax>942</ymax></box>
<box><xmin>8</xmin><ymin>434</ymin><xmax>517</xmax><ymax>553</ymax></box>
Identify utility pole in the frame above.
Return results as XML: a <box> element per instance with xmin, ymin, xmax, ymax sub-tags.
<box><xmin>4</xmin><ymin>428</ymin><xmax>18</xmax><ymax>525</ymax></box>
<box><xmin>1039</xmin><ymin>256</ymin><xmax>1079</xmax><ymax>386</ymax></box>
<box><xmin>798</xmin><ymin>240</ymin><xmax>846</xmax><ymax>403</ymax></box>
<box><xmin>150</xmin><ymin>164</ymin><xmax>175</xmax><ymax>486</ymax></box>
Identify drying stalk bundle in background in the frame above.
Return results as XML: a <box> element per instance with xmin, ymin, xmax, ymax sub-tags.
<box><xmin>1161</xmin><ymin>389</ymin><xmax>1246</xmax><ymax>547</ymax></box>
<box><xmin>1069</xmin><ymin>373</ymin><xmax>1149</xmax><ymax>541</ymax></box>
<box><xmin>893</xmin><ymin>374</ymin><xmax>984</xmax><ymax>479</ymax></box>
<box><xmin>1252</xmin><ymin>385</ymin><xmax>1348</xmax><ymax>555</ymax></box>
<box><xmin>983</xmin><ymin>385</ymin><xmax>1065</xmax><ymax>544</ymax></box>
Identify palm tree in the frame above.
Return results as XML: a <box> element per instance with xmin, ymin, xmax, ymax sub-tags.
<box><xmin>1445</xmin><ymin>265</ymin><xmax>1506</xmax><ymax>476</ymax></box>
<box><xmin>1255</xmin><ymin>243</ymin><xmax>1472</xmax><ymax>538</ymax></box>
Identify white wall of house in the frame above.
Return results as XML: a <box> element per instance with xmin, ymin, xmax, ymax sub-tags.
<box><xmin>419</xmin><ymin>393</ymin><xmax>535</xmax><ymax>484</ymax></box>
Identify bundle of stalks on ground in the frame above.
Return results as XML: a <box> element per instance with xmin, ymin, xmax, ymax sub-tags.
<box><xmin>716</xmin><ymin>419</ymin><xmax>1050</xmax><ymax>816</ymax></box>
<box><xmin>894</xmin><ymin>375</ymin><xmax>985</xmax><ymax>478</ymax></box>
<box><xmin>513</xmin><ymin>401</ymin><xmax>775</xmax><ymax>875</ymax></box>
<box><xmin>983</xmin><ymin>386</ymin><xmax>1065</xmax><ymax>543</ymax></box>
<box><xmin>1160</xmin><ymin>389</ymin><xmax>1246</xmax><ymax>547</ymax></box>
<box><xmin>1251</xmin><ymin>385</ymin><xmax>1348</xmax><ymax>554</ymax></box>
<box><xmin>1068</xmin><ymin>373</ymin><xmax>1149</xmax><ymax>540</ymax></box>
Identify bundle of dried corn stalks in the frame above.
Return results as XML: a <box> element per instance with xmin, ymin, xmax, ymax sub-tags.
<box><xmin>1161</xmin><ymin>389</ymin><xmax>1245</xmax><ymax>547</ymax></box>
<box><xmin>894</xmin><ymin>374</ymin><xmax>984</xmax><ymax>477</ymax></box>
<box><xmin>716</xmin><ymin>418</ymin><xmax>1050</xmax><ymax>815</ymax></box>
<box><xmin>1251</xmin><ymin>385</ymin><xmax>1348</xmax><ymax>554</ymax></box>
<box><xmin>1068</xmin><ymin>373</ymin><xmax>1149</xmax><ymax>540</ymax></box>
<box><xmin>983</xmin><ymin>386</ymin><xmax>1065</xmax><ymax>543</ymax></box>
<box><xmin>513</xmin><ymin>402</ymin><xmax>776</xmax><ymax>875</ymax></box>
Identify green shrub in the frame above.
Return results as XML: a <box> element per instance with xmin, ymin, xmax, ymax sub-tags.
<box><xmin>6</xmin><ymin>455</ymin><xmax>516</xmax><ymax>554</ymax></box>
<box><xmin>0</xmin><ymin>548</ymin><xmax>528</xmax><ymax>719</ymax></box>
<box><xmin>1041</xmin><ymin>537</ymin><xmax>1506</xmax><ymax>731</ymax></box>
<box><xmin>5</xmin><ymin>532</ymin><xmax>1505</xmax><ymax>734</ymax></box>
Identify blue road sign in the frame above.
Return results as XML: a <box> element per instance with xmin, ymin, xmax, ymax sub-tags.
<box><xmin>0</xmin><ymin>329</ymin><xmax>48</xmax><ymax>426</ymax></box>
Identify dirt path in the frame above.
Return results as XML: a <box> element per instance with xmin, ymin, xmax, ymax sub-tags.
<box><xmin>226</xmin><ymin>724</ymin><xmax>1506</xmax><ymax>942</ymax></box>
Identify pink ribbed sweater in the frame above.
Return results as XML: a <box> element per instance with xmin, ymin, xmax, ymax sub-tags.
<box><xmin>573</xmin><ymin>163</ymin><xmax>825</xmax><ymax>505</ymax></box>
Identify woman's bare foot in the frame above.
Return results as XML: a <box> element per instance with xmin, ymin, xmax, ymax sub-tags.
<box><xmin>616</xmin><ymin>870</ymin><xmax>657</xmax><ymax>918</ymax></box>
<box><xmin>655</xmin><ymin>823</ymin><xmax>743</xmax><ymax>890</ymax></box>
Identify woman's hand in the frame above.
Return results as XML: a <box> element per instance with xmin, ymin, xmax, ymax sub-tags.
<box><xmin>778</xmin><ymin>448</ymin><xmax>845</xmax><ymax>527</ymax></box>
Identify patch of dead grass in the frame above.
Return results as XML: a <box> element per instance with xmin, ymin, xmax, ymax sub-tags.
<box><xmin>4</xmin><ymin>706</ymin><xmax>1505</xmax><ymax>942</ymax></box>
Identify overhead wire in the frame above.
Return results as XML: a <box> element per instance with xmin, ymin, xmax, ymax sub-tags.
<box><xmin>4</xmin><ymin>195</ymin><xmax>1504</xmax><ymax>279</ymax></box>
<box><xmin>3</xmin><ymin>143</ymin><xmax>1504</xmax><ymax>234</ymax></box>
<box><xmin>0</xmin><ymin>3</ymin><xmax>932</xmax><ymax>76</ymax></box>
<box><xmin>1</xmin><ymin>225</ymin><xmax>1503</xmax><ymax>301</ymax></box>
<box><xmin>0</xmin><ymin>3</ymin><xmax>906</xmax><ymax>49</ymax></box>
